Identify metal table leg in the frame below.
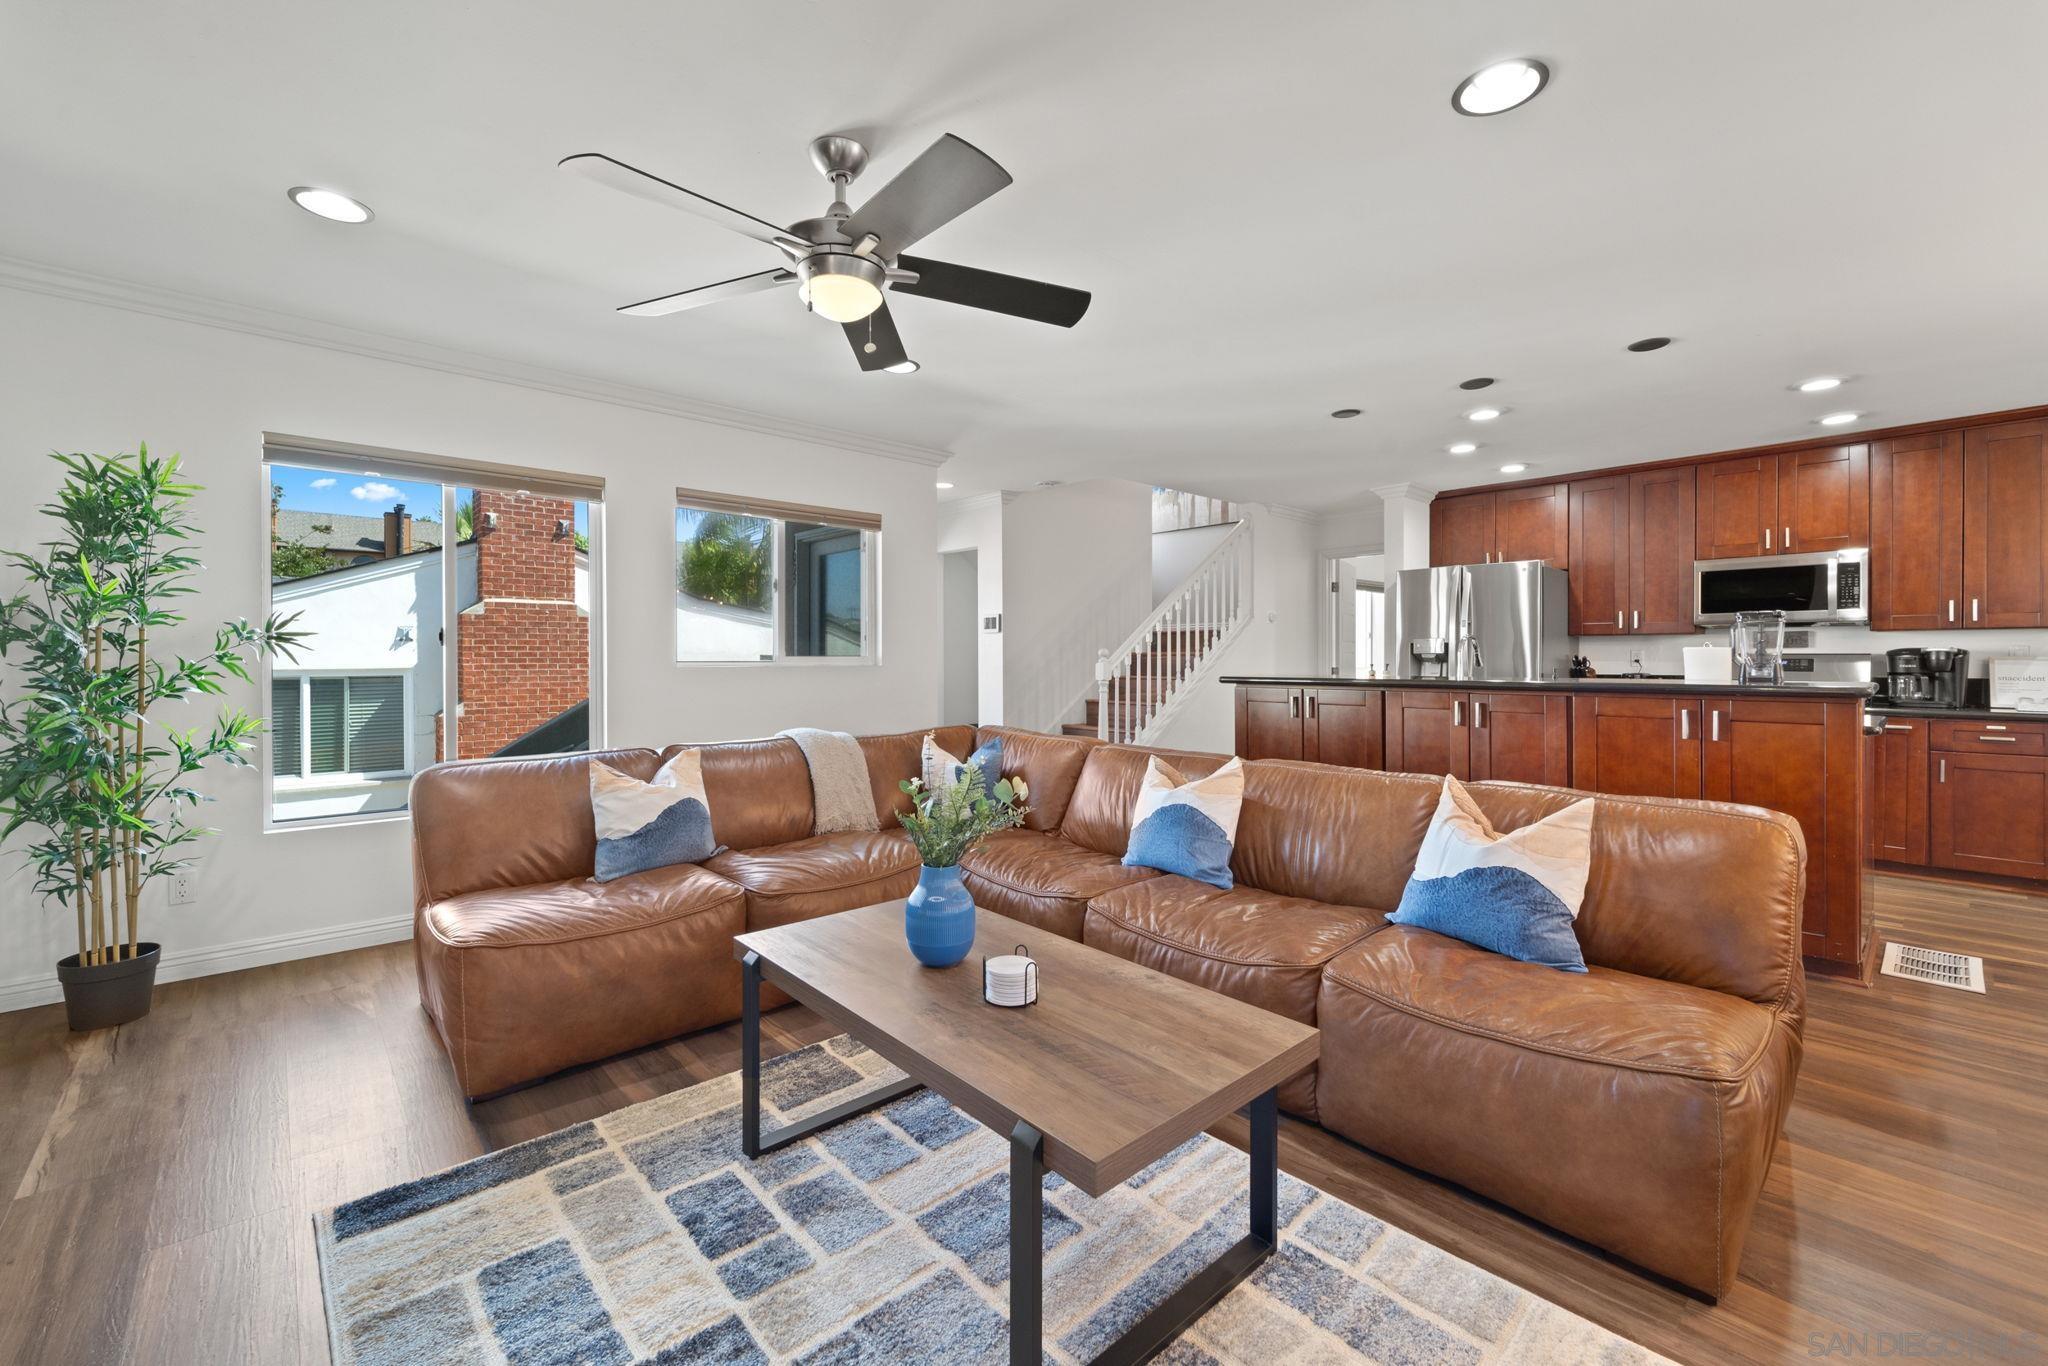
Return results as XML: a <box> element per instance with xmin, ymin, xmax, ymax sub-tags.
<box><xmin>1009</xmin><ymin>1086</ymin><xmax>1280</xmax><ymax>1366</ymax></box>
<box><xmin>739</xmin><ymin>950</ymin><xmax>920</xmax><ymax>1159</ymax></box>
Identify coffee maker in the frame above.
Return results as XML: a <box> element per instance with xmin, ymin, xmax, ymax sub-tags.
<box><xmin>1883</xmin><ymin>647</ymin><xmax>1969</xmax><ymax>707</ymax></box>
<box><xmin>1923</xmin><ymin>647</ymin><xmax>1969</xmax><ymax>708</ymax></box>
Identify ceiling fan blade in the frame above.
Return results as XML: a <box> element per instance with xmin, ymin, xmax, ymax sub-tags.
<box><xmin>842</xmin><ymin>134</ymin><xmax>1013</xmax><ymax>255</ymax></box>
<box><xmin>561</xmin><ymin>152</ymin><xmax>792</xmax><ymax>247</ymax></box>
<box><xmin>892</xmin><ymin>256</ymin><xmax>1091</xmax><ymax>328</ymax></box>
<box><xmin>618</xmin><ymin>269</ymin><xmax>795</xmax><ymax>317</ymax></box>
<box><xmin>843</xmin><ymin>302</ymin><xmax>910</xmax><ymax>372</ymax></box>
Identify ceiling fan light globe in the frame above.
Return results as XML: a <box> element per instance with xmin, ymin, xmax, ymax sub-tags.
<box><xmin>798</xmin><ymin>252</ymin><xmax>886</xmax><ymax>323</ymax></box>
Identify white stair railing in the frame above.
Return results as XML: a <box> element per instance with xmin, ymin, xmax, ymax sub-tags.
<box><xmin>1094</xmin><ymin>520</ymin><xmax>1253</xmax><ymax>743</ymax></box>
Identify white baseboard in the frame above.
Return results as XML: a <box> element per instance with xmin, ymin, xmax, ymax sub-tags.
<box><xmin>0</xmin><ymin>912</ymin><xmax>414</xmax><ymax>1015</ymax></box>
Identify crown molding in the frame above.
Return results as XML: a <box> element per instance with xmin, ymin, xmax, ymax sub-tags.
<box><xmin>0</xmin><ymin>253</ymin><xmax>955</xmax><ymax>469</ymax></box>
<box><xmin>1262</xmin><ymin>503</ymin><xmax>1320</xmax><ymax>523</ymax></box>
<box><xmin>1369</xmin><ymin>482</ymin><xmax>1438</xmax><ymax>502</ymax></box>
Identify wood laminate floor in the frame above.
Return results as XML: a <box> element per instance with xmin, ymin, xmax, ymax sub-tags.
<box><xmin>2</xmin><ymin>872</ymin><xmax>2043</xmax><ymax>1364</ymax></box>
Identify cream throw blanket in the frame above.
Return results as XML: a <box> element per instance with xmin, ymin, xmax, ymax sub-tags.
<box><xmin>776</xmin><ymin>728</ymin><xmax>879</xmax><ymax>835</ymax></box>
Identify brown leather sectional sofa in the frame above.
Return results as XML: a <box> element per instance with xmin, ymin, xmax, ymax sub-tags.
<box><xmin>412</xmin><ymin>724</ymin><xmax>1806</xmax><ymax>1297</ymax></box>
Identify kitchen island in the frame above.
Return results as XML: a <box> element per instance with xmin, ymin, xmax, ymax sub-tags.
<box><xmin>1223</xmin><ymin>675</ymin><xmax>1873</xmax><ymax>978</ymax></box>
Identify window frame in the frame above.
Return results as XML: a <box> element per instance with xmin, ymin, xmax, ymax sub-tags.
<box><xmin>672</xmin><ymin>500</ymin><xmax>880</xmax><ymax>667</ymax></box>
<box><xmin>269</xmin><ymin>670</ymin><xmax>415</xmax><ymax>786</ymax></box>
<box><xmin>260</xmin><ymin>441</ymin><xmax>607</xmax><ymax>833</ymax></box>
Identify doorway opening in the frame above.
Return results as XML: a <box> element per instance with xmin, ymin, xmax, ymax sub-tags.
<box><xmin>939</xmin><ymin>549</ymin><xmax>980</xmax><ymax>725</ymax></box>
<box><xmin>1325</xmin><ymin>552</ymin><xmax>1385</xmax><ymax>677</ymax></box>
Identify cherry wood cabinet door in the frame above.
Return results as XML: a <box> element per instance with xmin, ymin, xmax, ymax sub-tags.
<box><xmin>1867</xmin><ymin>717</ymin><xmax>1930</xmax><ymax>866</ymax></box>
<box><xmin>1567</xmin><ymin>694</ymin><xmax>1703</xmax><ymax>799</ymax></box>
<box><xmin>1493</xmin><ymin>483</ymin><xmax>1570</xmax><ymax>568</ymax></box>
<box><xmin>1629</xmin><ymin>466</ymin><xmax>1699</xmax><ymax>635</ymax></box>
<box><xmin>1468</xmin><ymin>693</ymin><xmax>1570</xmax><ymax>785</ymax></box>
<box><xmin>1931</xmin><ymin>748</ymin><xmax>2048</xmax><ymax>879</ymax></box>
<box><xmin>1568</xmin><ymin>476</ymin><xmax>1629</xmax><ymax>635</ymax></box>
<box><xmin>1870</xmin><ymin>430</ymin><xmax>1965</xmax><ymax>631</ymax></box>
<box><xmin>1962</xmin><ymin>418</ymin><xmax>2048</xmax><ymax>628</ymax></box>
<box><xmin>1383</xmin><ymin>690</ymin><xmax>1470</xmax><ymax>779</ymax></box>
<box><xmin>1776</xmin><ymin>444</ymin><xmax>1869</xmax><ymax>554</ymax></box>
<box><xmin>1694</xmin><ymin>455</ymin><xmax>1780</xmax><ymax>559</ymax></box>
<box><xmin>1305</xmin><ymin>688</ymin><xmax>1383</xmax><ymax>769</ymax></box>
<box><xmin>1429</xmin><ymin>494</ymin><xmax>1495</xmax><ymax>568</ymax></box>
<box><xmin>1234</xmin><ymin>686</ymin><xmax>1304</xmax><ymax>760</ymax></box>
<box><xmin>1702</xmin><ymin>698</ymin><xmax>1860</xmax><ymax>960</ymax></box>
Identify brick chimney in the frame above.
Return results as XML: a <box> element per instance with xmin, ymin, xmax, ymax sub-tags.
<box><xmin>450</xmin><ymin>490</ymin><xmax>588</xmax><ymax>758</ymax></box>
<box><xmin>382</xmin><ymin>503</ymin><xmax>413</xmax><ymax>559</ymax></box>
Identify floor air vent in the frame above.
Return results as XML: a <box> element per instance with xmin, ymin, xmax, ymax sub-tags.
<box><xmin>1880</xmin><ymin>943</ymin><xmax>1987</xmax><ymax>993</ymax></box>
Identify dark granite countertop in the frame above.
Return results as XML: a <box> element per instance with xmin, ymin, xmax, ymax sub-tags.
<box><xmin>1866</xmin><ymin>703</ymin><xmax>2048</xmax><ymax>723</ymax></box>
<box><xmin>1220</xmin><ymin>675</ymin><xmax>1877</xmax><ymax>700</ymax></box>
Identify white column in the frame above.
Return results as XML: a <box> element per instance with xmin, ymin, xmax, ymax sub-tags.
<box><xmin>1371</xmin><ymin>483</ymin><xmax>1435</xmax><ymax>574</ymax></box>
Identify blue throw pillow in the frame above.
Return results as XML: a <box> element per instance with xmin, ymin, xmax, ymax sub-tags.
<box><xmin>1121</xmin><ymin>756</ymin><xmax>1244</xmax><ymax>889</ymax></box>
<box><xmin>1387</xmin><ymin>776</ymin><xmax>1595</xmax><ymax>972</ymax></box>
<box><xmin>922</xmin><ymin>734</ymin><xmax>1002</xmax><ymax>798</ymax></box>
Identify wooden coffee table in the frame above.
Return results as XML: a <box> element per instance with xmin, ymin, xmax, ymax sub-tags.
<box><xmin>734</xmin><ymin>900</ymin><xmax>1319</xmax><ymax>1366</ymax></box>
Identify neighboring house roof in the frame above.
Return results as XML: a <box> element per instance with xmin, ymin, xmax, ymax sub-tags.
<box><xmin>274</xmin><ymin>509</ymin><xmax>444</xmax><ymax>556</ymax></box>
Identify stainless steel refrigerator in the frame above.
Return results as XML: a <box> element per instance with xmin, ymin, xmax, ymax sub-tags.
<box><xmin>1386</xmin><ymin>561</ymin><xmax>1570</xmax><ymax>682</ymax></box>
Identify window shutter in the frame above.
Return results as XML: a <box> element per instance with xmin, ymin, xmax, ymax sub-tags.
<box><xmin>346</xmin><ymin>676</ymin><xmax>406</xmax><ymax>773</ymax></box>
<box><xmin>271</xmin><ymin>678</ymin><xmax>302</xmax><ymax>777</ymax></box>
<box><xmin>308</xmin><ymin>678</ymin><xmax>346</xmax><ymax>774</ymax></box>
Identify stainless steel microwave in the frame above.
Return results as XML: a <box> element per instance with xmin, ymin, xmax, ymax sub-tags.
<box><xmin>1693</xmin><ymin>547</ymin><xmax>1868</xmax><ymax>627</ymax></box>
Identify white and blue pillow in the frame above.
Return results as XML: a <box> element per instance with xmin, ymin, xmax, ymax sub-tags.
<box><xmin>590</xmin><ymin>749</ymin><xmax>717</xmax><ymax>882</ymax></box>
<box><xmin>1122</xmin><ymin>756</ymin><xmax>1244</xmax><ymax>889</ymax></box>
<box><xmin>921</xmin><ymin>733</ymin><xmax>1003</xmax><ymax>798</ymax></box>
<box><xmin>1388</xmin><ymin>776</ymin><xmax>1594</xmax><ymax>972</ymax></box>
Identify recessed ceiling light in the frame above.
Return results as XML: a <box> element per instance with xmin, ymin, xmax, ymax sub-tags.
<box><xmin>1500</xmin><ymin>463</ymin><xmax>1529</xmax><ymax>474</ymax></box>
<box><xmin>935</xmin><ymin>481</ymin><xmax>954</xmax><ymax>490</ymax></box>
<box><xmin>1818</xmin><ymin>411</ymin><xmax>1860</xmax><ymax>426</ymax></box>
<box><xmin>287</xmin><ymin>186</ymin><xmax>373</xmax><ymax>223</ymax></box>
<box><xmin>1458</xmin><ymin>377</ymin><xmax>1496</xmax><ymax>391</ymax></box>
<box><xmin>1330</xmin><ymin>408</ymin><xmax>1362</xmax><ymax>419</ymax></box>
<box><xmin>1452</xmin><ymin>59</ymin><xmax>1550</xmax><ymax>116</ymax></box>
<box><xmin>1466</xmin><ymin>407</ymin><xmax>1503</xmax><ymax>422</ymax></box>
<box><xmin>1626</xmin><ymin>336</ymin><xmax>1672</xmax><ymax>352</ymax></box>
<box><xmin>1448</xmin><ymin>442</ymin><xmax>1478</xmax><ymax>455</ymax></box>
<box><xmin>885</xmin><ymin>359</ymin><xmax>920</xmax><ymax>374</ymax></box>
<box><xmin>1797</xmin><ymin>376</ymin><xmax>1843</xmax><ymax>393</ymax></box>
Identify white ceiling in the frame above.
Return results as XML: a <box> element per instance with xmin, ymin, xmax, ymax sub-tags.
<box><xmin>5</xmin><ymin>1</ymin><xmax>2048</xmax><ymax>509</ymax></box>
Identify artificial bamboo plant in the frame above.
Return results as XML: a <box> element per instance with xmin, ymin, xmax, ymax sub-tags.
<box><xmin>0</xmin><ymin>448</ymin><xmax>305</xmax><ymax>967</ymax></box>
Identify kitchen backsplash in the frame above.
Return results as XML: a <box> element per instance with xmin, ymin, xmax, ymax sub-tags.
<box><xmin>1575</xmin><ymin>625</ymin><xmax>2048</xmax><ymax>678</ymax></box>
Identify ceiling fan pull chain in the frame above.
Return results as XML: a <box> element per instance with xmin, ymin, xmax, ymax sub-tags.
<box><xmin>863</xmin><ymin>315</ymin><xmax>878</xmax><ymax>355</ymax></box>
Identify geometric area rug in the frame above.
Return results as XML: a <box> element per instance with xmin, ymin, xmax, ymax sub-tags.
<box><xmin>314</xmin><ymin>1035</ymin><xmax>1672</xmax><ymax>1365</ymax></box>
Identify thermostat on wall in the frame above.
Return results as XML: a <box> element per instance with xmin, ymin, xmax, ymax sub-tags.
<box><xmin>982</xmin><ymin>613</ymin><xmax>1003</xmax><ymax>633</ymax></box>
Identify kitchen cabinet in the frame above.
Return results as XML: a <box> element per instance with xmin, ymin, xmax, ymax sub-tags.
<box><xmin>1303</xmin><ymin>688</ymin><xmax>1383</xmax><ymax>769</ymax></box>
<box><xmin>1962</xmin><ymin>417</ymin><xmax>2048</xmax><ymax>628</ymax></box>
<box><xmin>1701</xmin><ymin>698</ymin><xmax>1865</xmax><ymax>964</ymax></box>
<box><xmin>1568</xmin><ymin>694</ymin><xmax>1705</xmax><ymax>799</ymax></box>
<box><xmin>1867</xmin><ymin>717</ymin><xmax>1930</xmax><ymax>866</ymax></box>
<box><xmin>1695</xmin><ymin>455</ymin><xmax>1779</xmax><ymax>560</ymax></box>
<box><xmin>1570</xmin><ymin>468</ymin><xmax>1699</xmax><ymax>636</ymax></box>
<box><xmin>1383</xmin><ymin>689</ymin><xmax>1568</xmax><ymax>784</ymax></box>
<box><xmin>1430</xmin><ymin>485</ymin><xmax>1568</xmax><ymax>568</ymax></box>
<box><xmin>1383</xmin><ymin>689</ymin><xmax>1469</xmax><ymax>779</ymax></box>
<box><xmin>1776</xmin><ymin>444</ymin><xmax>1869</xmax><ymax>553</ymax></box>
<box><xmin>1932</xmin><ymin>746</ymin><xmax>2048</xmax><ymax>880</ymax></box>
<box><xmin>1234</xmin><ymin>685</ymin><xmax>1383</xmax><ymax>767</ymax></box>
<box><xmin>1870</xmin><ymin>430</ymin><xmax>1965</xmax><ymax>630</ymax></box>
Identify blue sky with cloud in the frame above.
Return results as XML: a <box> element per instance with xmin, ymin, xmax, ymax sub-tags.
<box><xmin>271</xmin><ymin>464</ymin><xmax>589</xmax><ymax>533</ymax></box>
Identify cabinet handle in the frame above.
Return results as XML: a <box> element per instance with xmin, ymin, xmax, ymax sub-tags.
<box><xmin>1939</xmin><ymin>758</ymin><xmax>1947</xmax><ymax>782</ymax></box>
<box><xmin>1984</xmin><ymin>724</ymin><xmax>2008</xmax><ymax>731</ymax></box>
<box><xmin>1972</xmin><ymin>598</ymin><xmax>1981</xmax><ymax>622</ymax></box>
<box><xmin>1711</xmin><ymin>708</ymin><xmax>1722</xmax><ymax>742</ymax></box>
<box><xmin>1308</xmin><ymin>693</ymin><xmax>1318</xmax><ymax>720</ymax></box>
<box><xmin>1290</xmin><ymin>692</ymin><xmax>1300</xmax><ymax>719</ymax></box>
<box><xmin>1764</xmin><ymin>527</ymin><xmax>1772</xmax><ymax>551</ymax></box>
<box><xmin>1784</xmin><ymin>525</ymin><xmax>1792</xmax><ymax>549</ymax></box>
<box><xmin>1883</xmin><ymin>724</ymin><xmax>1914</xmax><ymax>732</ymax></box>
<box><xmin>1632</xmin><ymin>609</ymin><xmax>1640</xmax><ymax>631</ymax></box>
<box><xmin>1948</xmin><ymin>599</ymin><xmax>1957</xmax><ymax>623</ymax></box>
<box><xmin>1475</xmin><ymin>700</ymin><xmax>1488</xmax><ymax>729</ymax></box>
<box><xmin>1681</xmin><ymin>709</ymin><xmax>1690</xmax><ymax>741</ymax></box>
<box><xmin>1616</xmin><ymin>610</ymin><xmax>1624</xmax><ymax>629</ymax></box>
<box><xmin>1977</xmin><ymin>735</ymin><xmax>2019</xmax><ymax>743</ymax></box>
<box><xmin>1452</xmin><ymin>700</ymin><xmax>1464</xmax><ymax>727</ymax></box>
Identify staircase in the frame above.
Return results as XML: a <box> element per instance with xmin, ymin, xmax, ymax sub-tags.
<box><xmin>1060</xmin><ymin>520</ymin><xmax>1253</xmax><ymax>743</ymax></box>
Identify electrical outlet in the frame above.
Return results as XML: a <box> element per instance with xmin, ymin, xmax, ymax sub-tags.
<box><xmin>170</xmin><ymin>871</ymin><xmax>195</xmax><ymax>905</ymax></box>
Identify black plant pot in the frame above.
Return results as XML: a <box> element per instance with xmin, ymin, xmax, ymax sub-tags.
<box><xmin>55</xmin><ymin>942</ymin><xmax>161</xmax><ymax>1031</ymax></box>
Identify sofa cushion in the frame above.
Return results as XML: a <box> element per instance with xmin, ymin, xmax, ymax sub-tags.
<box><xmin>973</xmin><ymin>727</ymin><xmax>1099</xmax><ymax>831</ymax></box>
<box><xmin>1315</xmin><ymin>925</ymin><xmax>1799</xmax><ymax>1296</ymax></box>
<box><xmin>412</xmin><ymin>748</ymin><xmax>663</xmax><ymax>902</ymax></box>
<box><xmin>958</xmin><ymin>828</ymin><xmax>1158</xmax><ymax>939</ymax></box>
<box><xmin>662</xmin><ymin>738</ymin><xmax>816</xmax><ymax>852</ymax></box>
<box><xmin>415</xmin><ymin>863</ymin><xmax>747</xmax><ymax>1097</ymax></box>
<box><xmin>859</xmin><ymin>726</ymin><xmax>977</xmax><ymax>828</ymax></box>
<box><xmin>705</xmin><ymin>830</ymin><xmax>920</xmax><ymax>932</ymax></box>
<box><xmin>1083</xmin><ymin>876</ymin><xmax>1384</xmax><ymax>1120</ymax></box>
<box><xmin>1230</xmin><ymin>761</ymin><xmax>1442</xmax><ymax>910</ymax></box>
<box><xmin>1062</xmin><ymin>744</ymin><xmax>1228</xmax><ymax>856</ymax></box>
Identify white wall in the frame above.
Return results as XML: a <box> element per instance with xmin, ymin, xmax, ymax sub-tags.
<box><xmin>1149</xmin><ymin>504</ymin><xmax>1322</xmax><ymax>752</ymax></box>
<box><xmin>1000</xmin><ymin>480</ymin><xmax>1154</xmax><ymax>733</ymax></box>
<box><xmin>1151</xmin><ymin>522</ymin><xmax>1236</xmax><ymax>605</ymax></box>
<box><xmin>0</xmin><ymin>286</ymin><xmax>943</xmax><ymax>1009</ymax></box>
<box><xmin>936</xmin><ymin>494</ymin><xmax>1005</xmax><ymax>725</ymax></box>
<box><xmin>1577</xmin><ymin>625</ymin><xmax>2048</xmax><ymax>680</ymax></box>
<box><xmin>939</xmin><ymin>550</ymin><xmax>980</xmax><ymax>726</ymax></box>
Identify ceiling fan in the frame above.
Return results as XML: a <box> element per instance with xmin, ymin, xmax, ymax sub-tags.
<box><xmin>561</xmin><ymin>133</ymin><xmax>1090</xmax><ymax>373</ymax></box>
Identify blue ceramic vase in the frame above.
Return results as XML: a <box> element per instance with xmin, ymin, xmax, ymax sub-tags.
<box><xmin>905</xmin><ymin>863</ymin><xmax>976</xmax><ymax>967</ymax></box>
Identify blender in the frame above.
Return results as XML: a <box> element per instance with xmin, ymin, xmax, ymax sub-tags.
<box><xmin>1731</xmin><ymin>611</ymin><xmax>1788</xmax><ymax>686</ymax></box>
